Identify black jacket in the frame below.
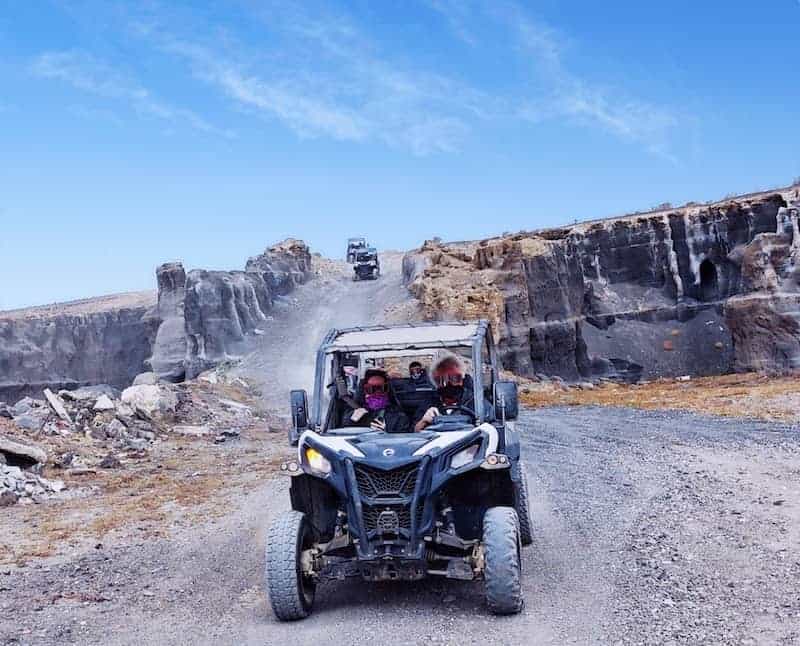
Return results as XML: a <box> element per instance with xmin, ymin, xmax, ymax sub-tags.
<box><xmin>347</xmin><ymin>405</ymin><xmax>411</xmax><ymax>433</ymax></box>
<box><xmin>414</xmin><ymin>385</ymin><xmax>494</xmax><ymax>425</ymax></box>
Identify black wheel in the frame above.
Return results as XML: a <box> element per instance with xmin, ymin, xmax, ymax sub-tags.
<box><xmin>512</xmin><ymin>462</ymin><xmax>533</xmax><ymax>546</ymax></box>
<box><xmin>265</xmin><ymin>510</ymin><xmax>316</xmax><ymax>621</ymax></box>
<box><xmin>483</xmin><ymin>506</ymin><xmax>523</xmax><ymax>615</ymax></box>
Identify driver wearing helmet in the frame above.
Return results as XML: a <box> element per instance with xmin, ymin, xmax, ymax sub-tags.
<box><xmin>414</xmin><ymin>352</ymin><xmax>477</xmax><ymax>431</ymax></box>
<box><xmin>348</xmin><ymin>369</ymin><xmax>411</xmax><ymax>433</ymax></box>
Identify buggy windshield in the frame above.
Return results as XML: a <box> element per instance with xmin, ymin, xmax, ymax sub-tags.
<box><xmin>313</xmin><ymin>321</ymin><xmax>494</xmax><ymax>431</ymax></box>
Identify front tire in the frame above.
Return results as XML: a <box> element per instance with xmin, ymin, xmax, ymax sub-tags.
<box><xmin>265</xmin><ymin>510</ymin><xmax>316</xmax><ymax>621</ymax></box>
<box><xmin>513</xmin><ymin>462</ymin><xmax>533</xmax><ymax>546</ymax></box>
<box><xmin>483</xmin><ymin>506</ymin><xmax>523</xmax><ymax>615</ymax></box>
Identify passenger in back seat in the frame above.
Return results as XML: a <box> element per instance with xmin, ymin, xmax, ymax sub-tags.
<box><xmin>409</xmin><ymin>361</ymin><xmax>427</xmax><ymax>384</ymax></box>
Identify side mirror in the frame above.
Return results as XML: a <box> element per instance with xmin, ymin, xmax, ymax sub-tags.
<box><xmin>289</xmin><ymin>389</ymin><xmax>309</xmax><ymax>446</ymax></box>
<box><xmin>493</xmin><ymin>381</ymin><xmax>519</xmax><ymax>421</ymax></box>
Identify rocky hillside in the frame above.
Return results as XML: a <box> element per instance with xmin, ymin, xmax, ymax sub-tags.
<box><xmin>0</xmin><ymin>240</ymin><xmax>312</xmax><ymax>401</ymax></box>
<box><xmin>403</xmin><ymin>186</ymin><xmax>800</xmax><ymax>381</ymax></box>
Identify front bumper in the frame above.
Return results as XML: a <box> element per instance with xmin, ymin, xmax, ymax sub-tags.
<box><xmin>344</xmin><ymin>457</ymin><xmax>430</xmax><ymax>561</ymax></box>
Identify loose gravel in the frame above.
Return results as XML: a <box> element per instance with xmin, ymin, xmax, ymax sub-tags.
<box><xmin>1</xmin><ymin>259</ymin><xmax>798</xmax><ymax>646</ymax></box>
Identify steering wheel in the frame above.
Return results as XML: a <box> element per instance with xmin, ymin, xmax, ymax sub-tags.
<box><xmin>437</xmin><ymin>404</ymin><xmax>477</xmax><ymax>423</ymax></box>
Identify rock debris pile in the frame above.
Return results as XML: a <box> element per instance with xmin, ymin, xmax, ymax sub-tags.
<box><xmin>0</xmin><ymin>368</ymin><xmax>275</xmax><ymax>507</ymax></box>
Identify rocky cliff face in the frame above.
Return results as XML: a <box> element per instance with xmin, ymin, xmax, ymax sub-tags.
<box><xmin>0</xmin><ymin>239</ymin><xmax>312</xmax><ymax>401</ymax></box>
<box><xmin>149</xmin><ymin>238</ymin><xmax>312</xmax><ymax>380</ymax></box>
<box><xmin>404</xmin><ymin>188</ymin><xmax>800</xmax><ymax>380</ymax></box>
<box><xmin>0</xmin><ymin>293</ymin><xmax>158</xmax><ymax>402</ymax></box>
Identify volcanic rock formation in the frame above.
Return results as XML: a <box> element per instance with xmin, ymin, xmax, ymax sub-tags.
<box><xmin>404</xmin><ymin>188</ymin><xmax>800</xmax><ymax>380</ymax></box>
<box><xmin>153</xmin><ymin>238</ymin><xmax>312</xmax><ymax>380</ymax></box>
<box><xmin>0</xmin><ymin>239</ymin><xmax>312</xmax><ymax>400</ymax></box>
<box><xmin>0</xmin><ymin>293</ymin><xmax>159</xmax><ymax>402</ymax></box>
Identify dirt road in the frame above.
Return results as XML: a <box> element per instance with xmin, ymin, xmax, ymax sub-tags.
<box><xmin>2</xmin><ymin>258</ymin><xmax>799</xmax><ymax>645</ymax></box>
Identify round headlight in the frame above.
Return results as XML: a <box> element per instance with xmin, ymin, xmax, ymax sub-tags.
<box><xmin>304</xmin><ymin>447</ymin><xmax>332</xmax><ymax>475</ymax></box>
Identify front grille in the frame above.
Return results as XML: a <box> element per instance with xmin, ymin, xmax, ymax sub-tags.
<box><xmin>355</xmin><ymin>463</ymin><xmax>419</xmax><ymax>499</ymax></box>
<box><xmin>362</xmin><ymin>503</ymin><xmax>412</xmax><ymax>533</ymax></box>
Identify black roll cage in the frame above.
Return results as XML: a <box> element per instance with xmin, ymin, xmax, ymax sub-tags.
<box><xmin>311</xmin><ymin>320</ymin><xmax>497</xmax><ymax>431</ymax></box>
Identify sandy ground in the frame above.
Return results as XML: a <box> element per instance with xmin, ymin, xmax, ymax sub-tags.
<box><xmin>521</xmin><ymin>372</ymin><xmax>800</xmax><ymax>424</ymax></box>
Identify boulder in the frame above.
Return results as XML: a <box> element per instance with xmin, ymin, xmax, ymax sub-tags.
<box><xmin>43</xmin><ymin>389</ymin><xmax>72</xmax><ymax>424</ymax></box>
<box><xmin>13</xmin><ymin>409</ymin><xmax>50</xmax><ymax>431</ymax></box>
<box><xmin>60</xmin><ymin>384</ymin><xmax>121</xmax><ymax>402</ymax></box>
<box><xmin>132</xmin><ymin>372</ymin><xmax>159</xmax><ymax>386</ymax></box>
<box><xmin>93</xmin><ymin>394</ymin><xmax>116</xmax><ymax>411</ymax></box>
<box><xmin>0</xmin><ymin>435</ymin><xmax>47</xmax><ymax>468</ymax></box>
<box><xmin>121</xmin><ymin>385</ymin><xmax>178</xmax><ymax>420</ymax></box>
<box><xmin>12</xmin><ymin>397</ymin><xmax>44</xmax><ymax>417</ymax></box>
<box><xmin>115</xmin><ymin>402</ymin><xmax>135</xmax><ymax>418</ymax></box>
<box><xmin>105</xmin><ymin>418</ymin><xmax>127</xmax><ymax>438</ymax></box>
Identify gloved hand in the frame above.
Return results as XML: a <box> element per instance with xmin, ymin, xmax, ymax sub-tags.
<box><xmin>370</xmin><ymin>418</ymin><xmax>386</xmax><ymax>431</ymax></box>
<box><xmin>421</xmin><ymin>406</ymin><xmax>440</xmax><ymax>425</ymax></box>
<box><xmin>350</xmin><ymin>407</ymin><xmax>368</xmax><ymax>422</ymax></box>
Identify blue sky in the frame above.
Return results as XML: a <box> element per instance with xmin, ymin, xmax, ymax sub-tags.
<box><xmin>1</xmin><ymin>0</ymin><xmax>798</xmax><ymax>309</ymax></box>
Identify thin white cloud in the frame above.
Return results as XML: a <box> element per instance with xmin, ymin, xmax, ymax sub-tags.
<box><xmin>46</xmin><ymin>1</ymin><xmax>684</xmax><ymax>158</ymax></box>
<box><xmin>162</xmin><ymin>40</ymin><xmax>370</xmax><ymax>142</ymax></box>
<box><xmin>31</xmin><ymin>50</ymin><xmax>234</xmax><ymax>138</ymax></box>
<box><xmin>131</xmin><ymin>7</ymin><xmax>497</xmax><ymax>155</ymax></box>
<box><xmin>423</xmin><ymin>0</ymin><xmax>479</xmax><ymax>46</ymax></box>
<box><xmin>434</xmin><ymin>0</ymin><xmax>683</xmax><ymax>160</ymax></box>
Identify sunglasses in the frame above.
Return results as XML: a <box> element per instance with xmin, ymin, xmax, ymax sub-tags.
<box><xmin>363</xmin><ymin>382</ymin><xmax>388</xmax><ymax>395</ymax></box>
<box><xmin>435</xmin><ymin>374</ymin><xmax>464</xmax><ymax>388</ymax></box>
<box><xmin>409</xmin><ymin>367</ymin><xmax>424</xmax><ymax>376</ymax></box>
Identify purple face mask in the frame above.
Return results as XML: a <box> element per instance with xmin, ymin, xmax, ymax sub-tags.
<box><xmin>365</xmin><ymin>392</ymin><xmax>389</xmax><ymax>411</ymax></box>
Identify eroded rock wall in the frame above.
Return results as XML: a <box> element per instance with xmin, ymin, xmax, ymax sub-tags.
<box><xmin>405</xmin><ymin>189</ymin><xmax>800</xmax><ymax>379</ymax></box>
<box><xmin>0</xmin><ymin>239</ymin><xmax>313</xmax><ymax>400</ymax></box>
<box><xmin>0</xmin><ymin>295</ymin><xmax>159</xmax><ymax>401</ymax></box>
<box><xmin>150</xmin><ymin>238</ymin><xmax>312</xmax><ymax>380</ymax></box>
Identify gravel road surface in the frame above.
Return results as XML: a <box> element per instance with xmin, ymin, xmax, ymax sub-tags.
<box><xmin>2</xmin><ymin>257</ymin><xmax>798</xmax><ymax>646</ymax></box>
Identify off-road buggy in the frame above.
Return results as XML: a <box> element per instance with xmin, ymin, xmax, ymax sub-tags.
<box><xmin>353</xmin><ymin>247</ymin><xmax>380</xmax><ymax>281</ymax></box>
<box><xmin>346</xmin><ymin>237</ymin><xmax>367</xmax><ymax>263</ymax></box>
<box><xmin>265</xmin><ymin>321</ymin><xmax>532</xmax><ymax>620</ymax></box>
